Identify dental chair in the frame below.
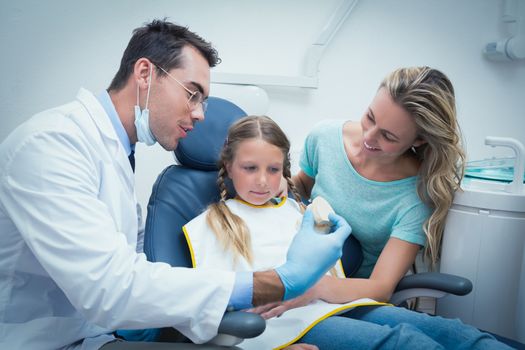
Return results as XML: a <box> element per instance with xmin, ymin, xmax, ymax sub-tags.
<box><xmin>143</xmin><ymin>97</ymin><xmax>263</xmax><ymax>349</ymax></box>
<box><xmin>143</xmin><ymin>97</ymin><xmax>476</xmax><ymax>348</ymax></box>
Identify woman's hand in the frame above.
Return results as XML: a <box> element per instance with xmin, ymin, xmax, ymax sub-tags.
<box><xmin>248</xmin><ymin>282</ymin><xmax>322</xmax><ymax>319</ymax></box>
<box><xmin>261</xmin><ymin>285</ymin><xmax>319</xmax><ymax>319</ymax></box>
<box><xmin>244</xmin><ymin>301</ymin><xmax>283</xmax><ymax>316</ymax></box>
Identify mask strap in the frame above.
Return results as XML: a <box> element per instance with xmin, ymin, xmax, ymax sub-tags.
<box><xmin>136</xmin><ymin>64</ymin><xmax>153</xmax><ymax>108</ymax></box>
<box><xmin>145</xmin><ymin>65</ymin><xmax>153</xmax><ymax>109</ymax></box>
<box><xmin>136</xmin><ymin>81</ymin><xmax>140</xmax><ymax>106</ymax></box>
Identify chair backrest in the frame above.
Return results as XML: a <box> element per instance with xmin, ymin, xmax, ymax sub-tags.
<box><xmin>341</xmin><ymin>234</ymin><xmax>363</xmax><ymax>277</ymax></box>
<box><xmin>144</xmin><ymin>96</ymin><xmax>247</xmax><ymax>266</ymax></box>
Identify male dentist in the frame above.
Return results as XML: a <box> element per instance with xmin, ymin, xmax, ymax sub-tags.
<box><xmin>0</xmin><ymin>19</ymin><xmax>351</xmax><ymax>349</ymax></box>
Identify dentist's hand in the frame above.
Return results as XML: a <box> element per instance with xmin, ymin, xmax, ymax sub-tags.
<box><xmin>275</xmin><ymin>208</ymin><xmax>351</xmax><ymax>300</ymax></box>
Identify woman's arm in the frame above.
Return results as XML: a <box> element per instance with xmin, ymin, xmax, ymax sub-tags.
<box><xmin>316</xmin><ymin>237</ymin><xmax>420</xmax><ymax>303</ymax></box>
<box><xmin>253</xmin><ymin>238</ymin><xmax>420</xmax><ymax>319</ymax></box>
<box><xmin>290</xmin><ymin>173</ymin><xmax>419</xmax><ymax>302</ymax></box>
<box><xmin>292</xmin><ymin>171</ymin><xmax>315</xmax><ymax>200</ymax></box>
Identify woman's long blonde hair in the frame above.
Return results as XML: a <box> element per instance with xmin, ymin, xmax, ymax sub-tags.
<box><xmin>206</xmin><ymin>116</ymin><xmax>304</xmax><ymax>265</ymax></box>
<box><xmin>380</xmin><ymin>67</ymin><xmax>465</xmax><ymax>267</ymax></box>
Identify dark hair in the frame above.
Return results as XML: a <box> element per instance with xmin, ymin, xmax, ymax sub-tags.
<box><xmin>108</xmin><ymin>19</ymin><xmax>220</xmax><ymax>91</ymax></box>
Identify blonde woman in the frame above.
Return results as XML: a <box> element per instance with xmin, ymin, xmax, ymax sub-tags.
<box><xmin>258</xmin><ymin>67</ymin><xmax>512</xmax><ymax>349</ymax></box>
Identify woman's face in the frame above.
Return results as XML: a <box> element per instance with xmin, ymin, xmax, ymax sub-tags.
<box><xmin>360</xmin><ymin>87</ymin><xmax>424</xmax><ymax>159</ymax></box>
<box><xmin>226</xmin><ymin>138</ymin><xmax>285</xmax><ymax>206</ymax></box>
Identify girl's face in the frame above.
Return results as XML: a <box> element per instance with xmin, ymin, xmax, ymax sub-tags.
<box><xmin>360</xmin><ymin>87</ymin><xmax>424</xmax><ymax>159</ymax></box>
<box><xmin>226</xmin><ymin>138</ymin><xmax>285</xmax><ymax>206</ymax></box>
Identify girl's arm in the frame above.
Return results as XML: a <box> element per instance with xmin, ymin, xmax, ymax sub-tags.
<box><xmin>316</xmin><ymin>237</ymin><xmax>420</xmax><ymax>303</ymax></box>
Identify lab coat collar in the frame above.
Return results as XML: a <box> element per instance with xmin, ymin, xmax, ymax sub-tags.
<box><xmin>75</xmin><ymin>88</ymin><xmax>134</xmax><ymax>186</ymax></box>
<box><xmin>76</xmin><ymin>87</ymin><xmax>120</xmax><ymax>143</ymax></box>
<box><xmin>96</xmin><ymin>89</ymin><xmax>133</xmax><ymax>157</ymax></box>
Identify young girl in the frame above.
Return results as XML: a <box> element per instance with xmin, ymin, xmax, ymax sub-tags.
<box><xmin>185</xmin><ymin>115</ymin><xmax>305</xmax><ymax>271</ymax></box>
<box><xmin>183</xmin><ymin>115</ymin><xmax>383</xmax><ymax>349</ymax></box>
<box><xmin>258</xmin><ymin>67</ymin><xmax>512</xmax><ymax>349</ymax></box>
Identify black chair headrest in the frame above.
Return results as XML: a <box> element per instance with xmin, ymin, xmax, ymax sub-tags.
<box><xmin>175</xmin><ymin>96</ymin><xmax>247</xmax><ymax>171</ymax></box>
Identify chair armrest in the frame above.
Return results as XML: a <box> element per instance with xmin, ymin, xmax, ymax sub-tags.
<box><xmin>207</xmin><ymin>311</ymin><xmax>266</xmax><ymax>347</ymax></box>
<box><xmin>218</xmin><ymin>311</ymin><xmax>266</xmax><ymax>338</ymax></box>
<box><xmin>395</xmin><ymin>272</ymin><xmax>473</xmax><ymax>296</ymax></box>
<box><xmin>389</xmin><ymin>272</ymin><xmax>472</xmax><ymax>307</ymax></box>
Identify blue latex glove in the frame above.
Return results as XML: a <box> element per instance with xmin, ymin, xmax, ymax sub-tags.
<box><xmin>275</xmin><ymin>208</ymin><xmax>352</xmax><ymax>300</ymax></box>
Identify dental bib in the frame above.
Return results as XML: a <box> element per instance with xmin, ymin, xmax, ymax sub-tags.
<box><xmin>183</xmin><ymin>197</ymin><xmax>386</xmax><ymax>350</ymax></box>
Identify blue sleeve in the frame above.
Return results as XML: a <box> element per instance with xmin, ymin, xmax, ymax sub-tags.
<box><xmin>227</xmin><ymin>271</ymin><xmax>253</xmax><ymax>310</ymax></box>
<box><xmin>391</xmin><ymin>202</ymin><xmax>430</xmax><ymax>247</ymax></box>
<box><xmin>115</xmin><ymin>328</ymin><xmax>162</xmax><ymax>342</ymax></box>
<box><xmin>299</xmin><ymin>130</ymin><xmax>318</xmax><ymax>179</ymax></box>
<box><xmin>299</xmin><ymin>120</ymin><xmax>342</xmax><ymax>179</ymax></box>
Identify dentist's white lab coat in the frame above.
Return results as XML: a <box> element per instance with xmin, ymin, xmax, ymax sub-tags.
<box><xmin>0</xmin><ymin>88</ymin><xmax>234</xmax><ymax>349</ymax></box>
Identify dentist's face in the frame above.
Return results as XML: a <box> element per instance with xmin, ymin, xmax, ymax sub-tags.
<box><xmin>227</xmin><ymin>139</ymin><xmax>285</xmax><ymax>206</ymax></box>
<box><xmin>360</xmin><ymin>88</ymin><xmax>422</xmax><ymax>159</ymax></box>
<box><xmin>149</xmin><ymin>45</ymin><xmax>210</xmax><ymax>151</ymax></box>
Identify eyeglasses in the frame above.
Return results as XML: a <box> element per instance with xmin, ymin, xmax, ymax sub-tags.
<box><xmin>155</xmin><ymin>65</ymin><xmax>208</xmax><ymax>113</ymax></box>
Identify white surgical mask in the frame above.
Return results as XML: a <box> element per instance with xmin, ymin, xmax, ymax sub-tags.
<box><xmin>134</xmin><ymin>66</ymin><xmax>156</xmax><ymax>146</ymax></box>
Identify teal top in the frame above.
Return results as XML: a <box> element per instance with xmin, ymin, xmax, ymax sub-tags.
<box><xmin>300</xmin><ymin>120</ymin><xmax>430</xmax><ymax>278</ymax></box>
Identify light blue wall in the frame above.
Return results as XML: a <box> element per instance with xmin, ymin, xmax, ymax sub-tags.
<box><xmin>1</xmin><ymin>0</ymin><xmax>524</xmax><ymax>210</ymax></box>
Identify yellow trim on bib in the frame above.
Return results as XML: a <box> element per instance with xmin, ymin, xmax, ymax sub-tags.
<box><xmin>234</xmin><ymin>196</ymin><xmax>288</xmax><ymax>208</ymax></box>
<box><xmin>182</xmin><ymin>225</ymin><xmax>197</xmax><ymax>268</ymax></box>
<box><xmin>336</xmin><ymin>259</ymin><xmax>345</xmax><ymax>277</ymax></box>
<box><xmin>275</xmin><ymin>301</ymin><xmax>392</xmax><ymax>350</ymax></box>
<box><xmin>339</xmin><ymin>258</ymin><xmax>347</xmax><ymax>277</ymax></box>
